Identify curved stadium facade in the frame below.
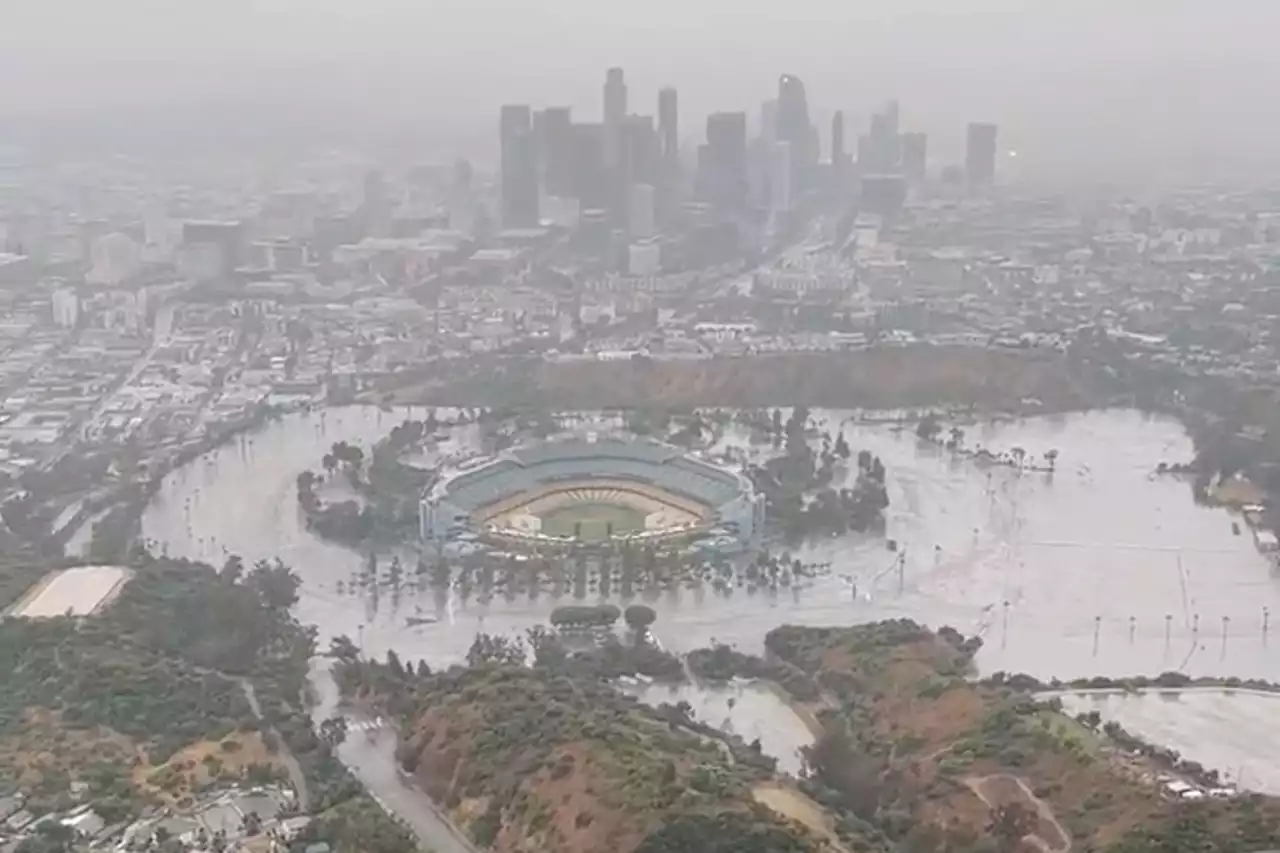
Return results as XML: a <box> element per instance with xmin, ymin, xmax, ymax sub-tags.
<box><xmin>420</xmin><ymin>436</ymin><xmax>764</xmax><ymax>551</ymax></box>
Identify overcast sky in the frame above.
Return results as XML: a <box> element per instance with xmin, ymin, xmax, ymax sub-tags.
<box><xmin>3</xmin><ymin>1</ymin><xmax>1278</xmax><ymax>177</ymax></box>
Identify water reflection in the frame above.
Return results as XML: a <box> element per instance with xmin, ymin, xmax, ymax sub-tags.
<box><xmin>141</xmin><ymin>407</ymin><xmax>1280</xmax><ymax>680</ymax></box>
<box><xmin>621</xmin><ymin>681</ymin><xmax>815</xmax><ymax>776</ymax></box>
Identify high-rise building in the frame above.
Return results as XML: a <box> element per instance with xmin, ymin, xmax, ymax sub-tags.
<box><xmin>629</xmin><ymin>183</ymin><xmax>656</xmax><ymax>239</ymax></box>
<box><xmin>760</xmin><ymin>100</ymin><xmax>778</xmax><ymax>147</ymax></box>
<box><xmin>500</xmin><ymin>105</ymin><xmax>539</xmax><ymax>227</ymax></box>
<box><xmin>863</xmin><ymin>104</ymin><xmax>901</xmax><ymax>174</ymax></box>
<box><xmin>831</xmin><ymin>111</ymin><xmax>849</xmax><ymax>189</ymax></box>
<box><xmin>902</xmin><ymin>132</ymin><xmax>928</xmax><ymax>181</ymax></box>
<box><xmin>571</xmin><ymin>123</ymin><xmax>608</xmax><ymax>210</ymax></box>
<box><xmin>775</xmin><ymin>75</ymin><xmax>816</xmax><ymax>192</ymax></box>
<box><xmin>658</xmin><ymin>87</ymin><xmax>679</xmax><ymax>168</ymax></box>
<box><xmin>537</xmin><ymin>107</ymin><xmax>575</xmax><ymax>197</ymax></box>
<box><xmin>603</xmin><ymin>67</ymin><xmax>628</xmax><ymax>167</ymax></box>
<box><xmin>966</xmin><ymin>122</ymin><xmax>998</xmax><ymax>186</ymax></box>
<box><xmin>621</xmin><ymin>114</ymin><xmax>661</xmax><ymax>187</ymax></box>
<box><xmin>699</xmin><ymin>111</ymin><xmax>749</xmax><ymax>210</ymax></box>
<box><xmin>770</xmin><ymin>141</ymin><xmax>792</xmax><ymax>214</ymax></box>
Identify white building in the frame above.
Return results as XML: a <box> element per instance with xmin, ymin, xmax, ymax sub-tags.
<box><xmin>51</xmin><ymin>287</ymin><xmax>79</xmax><ymax>328</ymax></box>
<box><xmin>629</xmin><ymin>241</ymin><xmax>661</xmax><ymax>275</ymax></box>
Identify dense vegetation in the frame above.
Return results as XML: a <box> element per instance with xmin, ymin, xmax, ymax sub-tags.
<box><xmin>334</xmin><ymin>635</ymin><xmax>867</xmax><ymax>853</ymax></box>
<box><xmin>760</xmin><ymin>619</ymin><xmax>1280</xmax><ymax>853</ymax></box>
<box><xmin>299</xmin><ymin>429</ymin><xmax>434</xmax><ymax>546</ymax></box>
<box><xmin>0</xmin><ymin>552</ymin><xmax>417</xmax><ymax>852</ymax></box>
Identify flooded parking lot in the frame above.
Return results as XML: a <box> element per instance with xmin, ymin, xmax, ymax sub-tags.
<box><xmin>1056</xmin><ymin>689</ymin><xmax>1280</xmax><ymax>795</ymax></box>
<box><xmin>141</xmin><ymin>406</ymin><xmax>1280</xmax><ymax>683</ymax></box>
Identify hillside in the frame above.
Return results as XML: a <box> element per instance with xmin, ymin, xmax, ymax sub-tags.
<box><xmin>763</xmin><ymin>619</ymin><xmax>1280</xmax><ymax>853</ymax></box>
<box><xmin>388</xmin><ymin>663</ymin><xmax>883</xmax><ymax>853</ymax></box>
<box><xmin>382</xmin><ymin>347</ymin><xmax>1107</xmax><ymax>412</ymax></box>
<box><xmin>0</xmin><ymin>553</ymin><xmax>414</xmax><ymax>853</ymax></box>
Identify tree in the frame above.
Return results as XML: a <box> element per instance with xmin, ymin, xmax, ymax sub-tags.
<box><xmin>916</xmin><ymin>413</ymin><xmax>943</xmax><ymax>442</ymax></box>
<box><xmin>319</xmin><ymin>715</ymin><xmax>348</xmax><ymax>748</ymax></box>
<box><xmin>1045</xmin><ymin>448</ymin><xmax>1059</xmax><ymax>471</ymax></box>
<box><xmin>220</xmin><ymin>555</ymin><xmax>245</xmax><ymax>584</ymax></box>
<box><xmin>245</xmin><ymin>559</ymin><xmax>301</xmax><ymax>610</ymax></box>
<box><xmin>624</xmin><ymin>604</ymin><xmax>657</xmax><ymax>638</ymax></box>
<box><xmin>466</xmin><ymin>633</ymin><xmax>525</xmax><ymax>667</ymax></box>
<box><xmin>329</xmin><ymin>634</ymin><xmax>360</xmax><ymax>662</ymax></box>
<box><xmin>803</xmin><ymin>727</ymin><xmax>883</xmax><ymax>819</ymax></box>
<box><xmin>1010</xmin><ymin>447</ymin><xmax>1026</xmax><ymax>469</ymax></box>
<box><xmin>987</xmin><ymin>802</ymin><xmax>1037</xmax><ymax>853</ymax></box>
<box><xmin>322</xmin><ymin>453</ymin><xmax>338</xmax><ymax>476</ymax></box>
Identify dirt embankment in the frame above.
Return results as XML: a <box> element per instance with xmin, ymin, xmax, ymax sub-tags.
<box><xmin>386</xmin><ymin>346</ymin><xmax>1107</xmax><ymax>412</ymax></box>
<box><xmin>394</xmin><ymin>666</ymin><xmax>860</xmax><ymax>853</ymax></box>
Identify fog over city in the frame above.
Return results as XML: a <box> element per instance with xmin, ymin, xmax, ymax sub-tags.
<box><xmin>8</xmin><ymin>3</ymin><xmax>1280</xmax><ymax>853</ymax></box>
<box><xmin>5</xmin><ymin>0</ymin><xmax>1280</xmax><ymax>179</ymax></box>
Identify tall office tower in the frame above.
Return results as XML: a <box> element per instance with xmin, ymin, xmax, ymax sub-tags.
<box><xmin>603</xmin><ymin>67</ymin><xmax>628</xmax><ymax>167</ymax></box>
<box><xmin>966</xmin><ymin>122</ymin><xmax>998</xmax><ymax>186</ymax></box>
<box><xmin>831</xmin><ymin>111</ymin><xmax>848</xmax><ymax>189</ymax></box>
<box><xmin>537</xmin><ymin>107</ymin><xmax>575</xmax><ymax>197</ymax></box>
<box><xmin>621</xmin><ymin>114</ymin><xmax>661</xmax><ymax>187</ymax></box>
<box><xmin>760</xmin><ymin>99</ymin><xmax>778</xmax><ymax>146</ymax></box>
<box><xmin>571</xmin><ymin>123</ymin><xmax>608</xmax><ymax>210</ymax></box>
<box><xmin>883</xmin><ymin>99</ymin><xmax>900</xmax><ymax>137</ymax></box>
<box><xmin>629</xmin><ymin>183</ymin><xmax>656</xmax><ymax>238</ymax></box>
<box><xmin>864</xmin><ymin>106</ymin><xmax>901</xmax><ymax>174</ymax></box>
<box><xmin>770</xmin><ymin>141</ymin><xmax>792</xmax><ymax>214</ymax></box>
<box><xmin>901</xmin><ymin>132</ymin><xmax>928</xmax><ymax>181</ymax></box>
<box><xmin>699</xmin><ymin>111</ymin><xmax>749</xmax><ymax>210</ymax></box>
<box><xmin>776</xmin><ymin>74</ymin><xmax>817</xmax><ymax>193</ymax></box>
<box><xmin>500</xmin><ymin>104</ymin><xmax>539</xmax><ymax>227</ymax></box>
<box><xmin>658</xmin><ymin>87</ymin><xmax>679</xmax><ymax>168</ymax></box>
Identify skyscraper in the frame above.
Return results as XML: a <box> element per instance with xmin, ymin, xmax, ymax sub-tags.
<box><xmin>775</xmin><ymin>75</ymin><xmax>816</xmax><ymax>192</ymax></box>
<box><xmin>770</xmin><ymin>141</ymin><xmax>792</xmax><ymax>214</ymax></box>
<box><xmin>831</xmin><ymin>111</ymin><xmax>848</xmax><ymax>189</ymax></box>
<box><xmin>658</xmin><ymin>87</ymin><xmax>679</xmax><ymax>168</ymax></box>
<box><xmin>863</xmin><ymin>104</ymin><xmax>901</xmax><ymax>175</ymax></box>
<box><xmin>603</xmin><ymin>67</ymin><xmax>628</xmax><ymax>168</ymax></box>
<box><xmin>621</xmin><ymin>114</ymin><xmax>661</xmax><ymax>188</ymax></box>
<box><xmin>537</xmin><ymin>107</ymin><xmax>575</xmax><ymax>197</ymax></box>
<box><xmin>760</xmin><ymin>100</ymin><xmax>778</xmax><ymax>147</ymax></box>
<box><xmin>902</xmin><ymin>132</ymin><xmax>928</xmax><ymax>182</ymax></box>
<box><xmin>699</xmin><ymin>111</ymin><xmax>749</xmax><ymax>210</ymax></box>
<box><xmin>966</xmin><ymin>122</ymin><xmax>998</xmax><ymax>187</ymax></box>
<box><xmin>571</xmin><ymin>123</ymin><xmax>608</xmax><ymax>210</ymax></box>
<box><xmin>500</xmin><ymin>105</ymin><xmax>539</xmax><ymax>227</ymax></box>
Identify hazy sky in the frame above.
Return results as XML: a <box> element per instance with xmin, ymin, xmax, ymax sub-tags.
<box><xmin>3</xmin><ymin>1</ymin><xmax>1278</xmax><ymax>176</ymax></box>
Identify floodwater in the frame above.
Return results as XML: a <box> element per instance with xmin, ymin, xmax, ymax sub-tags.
<box><xmin>622</xmin><ymin>681</ymin><xmax>816</xmax><ymax>776</ymax></box>
<box><xmin>1056</xmin><ymin>689</ymin><xmax>1280</xmax><ymax>795</ymax></box>
<box><xmin>308</xmin><ymin>659</ymin><xmax>477</xmax><ymax>853</ymax></box>
<box><xmin>141</xmin><ymin>406</ymin><xmax>1280</xmax><ymax>682</ymax></box>
<box><xmin>138</xmin><ymin>406</ymin><xmax>1280</xmax><ymax>815</ymax></box>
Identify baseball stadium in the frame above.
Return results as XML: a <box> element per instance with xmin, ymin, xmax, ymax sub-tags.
<box><xmin>419</xmin><ymin>435</ymin><xmax>764</xmax><ymax>552</ymax></box>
